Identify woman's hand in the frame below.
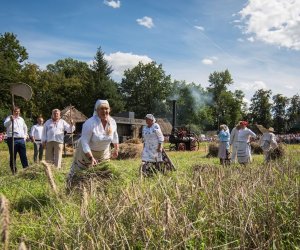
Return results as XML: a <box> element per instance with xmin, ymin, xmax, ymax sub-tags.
<box><xmin>111</xmin><ymin>147</ymin><xmax>119</xmax><ymax>159</ymax></box>
<box><xmin>90</xmin><ymin>157</ymin><xmax>98</xmax><ymax>166</ymax></box>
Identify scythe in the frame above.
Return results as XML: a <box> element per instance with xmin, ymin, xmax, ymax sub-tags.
<box><xmin>9</xmin><ymin>83</ymin><xmax>33</xmax><ymax>172</ymax></box>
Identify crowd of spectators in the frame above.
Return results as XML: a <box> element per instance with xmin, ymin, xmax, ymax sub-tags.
<box><xmin>276</xmin><ymin>133</ymin><xmax>300</xmax><ymax>144</ymax></box>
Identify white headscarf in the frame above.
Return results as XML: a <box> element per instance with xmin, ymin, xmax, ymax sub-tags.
<box><xmin>93</xmin><ymin>99</ymin><xmax>110</xmax><ymax>116</ymax></box>
<box><xmin>145</xmin><ymin>114</ymin><xmax>156</xmax><ymax>122</ymax></box>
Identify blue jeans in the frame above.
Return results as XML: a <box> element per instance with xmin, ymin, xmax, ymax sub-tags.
<box><xmin>7</xmin><ymin>137</ymin><xmax>29</xmax><ymax>174</ymax></box>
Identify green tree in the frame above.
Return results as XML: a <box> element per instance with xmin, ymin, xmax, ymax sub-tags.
<box><xmin>120</xmin><ymin>61</ymin><xmax>173</xmax><ymax>118</ymax></box>
<box><xmin>286</xmin><ymin>94</ymin><xmax>300</xmax><ymax>131</ymax></box>
<box><xmin>206</xmin><ymin>69</ymin><xmax>244</xmax><ymax>129</ymax></box>
<box><xmin>46</xmin><ymin>58</ymin><xmax>93</xmax><ymax>116</ymax></box>
<box><xmin>90</xmin><ymin>47</ymin><xmax>124</xmax><ymax>115</ymax></box>
<box><xmin>272</xmin><ymin>94</ymin><xmax>289</xmax><ymax>133</ymax></box>
<box><xmin>249</xmin><ymin>89</ymin><xmax>272</xmax><ymax>127</ymax></box>
<box><xmin>0</xmin><ymin>32</ymin><xmax>28</xmax><ymax>109</ymax></box>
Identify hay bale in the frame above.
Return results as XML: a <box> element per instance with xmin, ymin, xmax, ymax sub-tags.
<box><xmin>118</xmin><ymin>142</ymin><xmax>143</xmax><ymax>159</ymax></box>
<box><xmin>269</xmin><ymin>143</ymin><xmax>286</xmax><ymax>160</ymax></box>
<box><xmin>69</xmin><ymin>162</ymin><xmax>120</xmax><ymax>188</ymax></box>
<box><xmin>206</xmin><ymin>142</ymin><xmax>219</xmax><ymax>157</ymax></box>
<box><xmin>250</xmin><ymin>142</ymin><xmax>263</xmax><ymax>154</ymax></box>
<box><xmin>124</xmin><ymin>138</ymin><xmax>142</xmax><ymax>144</ymax></box>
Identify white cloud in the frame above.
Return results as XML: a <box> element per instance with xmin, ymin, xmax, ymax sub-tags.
<box><xmin>247</xmin><ymin>36</ymin><xmax>255</xmax><ymax>42</ymax></box>
<box><xmin>238</xmin><ymin>80</ymin><xmax>267</xmax><ymax>92</ymax></box>
<box><xmin>104</xmin><ymin>51</ymin><xmax>152</xmax><ymax>78</ymax></box>
<box><xmin>136</xmin><ymin>16</ymin><xmax>154</xmax><ymax>28</ymax></box>
<box><xmin>201</xmin><ymin>56</ymin><xmax>218</xmax><ymax>65</ymax></box>
<box><xmin>239</xmin><ymin>0</ymin><xmax>300</xmax><ymax>50</ymax></box>
<box><xmin>194</xmin><ymin>25</ymin><xmax>204</xmax><ymax>31</ymax></box>
<box><xmin>103</xmin><ymin>0</ymin><xmax>121</xmax><ymax>8</ymax></box>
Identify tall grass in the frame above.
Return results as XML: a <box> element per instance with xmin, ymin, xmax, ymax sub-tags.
<box><xmin>0</xmin><ymin>142</ymin><xmax>299</xmax><ymax>249</ymax></box>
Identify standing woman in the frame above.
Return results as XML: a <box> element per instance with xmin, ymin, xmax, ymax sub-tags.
<box><xmin>229</xmin><ymin>122</ymin><xmax>241</xmax><ymax>164</ymax></box>
<box><xmin>218</xmin><ymin>124</ymin><xmax>230</xmax><ymax>165</ymax></box>
<box><xmin>237</xmin><ymin>121</ymin><xmax>256</xmax><ymax>165</ymax></box>
<box><xmin>141</xmin><ymin>114</ymin><xmax>164</xmax><ymax>167</ymax></box>
<box><xmin>68</xmin><ymin>100</ymin><xmax>119</xmax><ymax>180</ymax></box>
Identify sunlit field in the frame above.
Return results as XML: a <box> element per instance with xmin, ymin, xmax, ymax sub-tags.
<box><xmin>1</xmin><ymin>142</ymin><xmax>300</xmax><ymax>249</ymax></box>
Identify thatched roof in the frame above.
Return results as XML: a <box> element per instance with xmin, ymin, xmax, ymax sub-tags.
<box><xmin>61</xmin><ymin>105</ymin><xmax>87</xmax><ymax>124</ymax></box>
<box><xmin>156</xmin><ymin>118</ymin><xmax>172</xmax><ymax>135</ymax></box>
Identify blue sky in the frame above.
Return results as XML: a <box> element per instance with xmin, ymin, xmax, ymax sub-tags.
<box><xmin>1</xmin><ymin>0</ymin><xmax>300</xmax><ymax>102</ymax></box>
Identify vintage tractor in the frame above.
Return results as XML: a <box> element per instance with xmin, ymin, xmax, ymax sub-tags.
<box><xmin>168</xmin><ymin>127</ymin><xmax>200</xmax><ymax>151</ymax></box>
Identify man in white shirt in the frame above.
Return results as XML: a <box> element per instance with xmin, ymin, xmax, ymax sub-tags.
<box><xmin>42</xmin><ymin>109</ymin><xmax>75</xmax><ymax>168</ymax></box>
<box><xmin>30</xmin><ymin>116</ymin><xmax>44</xmax><ymax>163</ymax></box>
<box><xmin>3</xmin><ymin>106</ymin><xmax>29</xmax><ymax>174</ymax></box>
<box><xmin>259</xmin><ymin>127</ymin><xmax>278</xmax><ymax>163</ymax></box>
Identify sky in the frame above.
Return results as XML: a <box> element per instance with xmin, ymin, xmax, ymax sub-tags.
<box><xmin>1</xmin><ymin>0</ymin><xmax>300</xmax><ymax>103</ymax></box>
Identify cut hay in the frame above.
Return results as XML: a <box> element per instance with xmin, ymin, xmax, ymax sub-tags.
<box><xmin>0</xmin><ymin>195</ymin><xmax>10</xmax><ymax>250</ymax></box>
<box><xmin>250</xmin><ymin>142</ymin><xmax>263</xmax><ymax>154</ymax></box>
<box><xmin>18</xmin><ymin>164</ymin><xmax>46</xmax><ymax>180</ymax></box>
<box><xmin>118</xmin><ymin>141</ymin><xmax>143</xmax><ymax>159</ymax></box>
<box><xmin>124</xmin><ymin>138</ymin><xmax>142</xmax><ymax>144</ymax></box>
<box><xmin>206</xmin><ymin>142</ymin><xmax>219</xmax><ymax>157</ymax></box>
<box><xmin>68</xmin><ymin>162</ymin><xmax>120</xmax><ymax>188</ymax></box>
<box><xmin>269</xmin><ymin>143</ymin><xmax>286</xmax><ymax>160</ymax></box>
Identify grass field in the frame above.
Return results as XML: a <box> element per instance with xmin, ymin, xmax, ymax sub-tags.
<box><xmin>0</xmin><ymin>142</ymin><xmax>300</xmax><ymax>249</ymax></box>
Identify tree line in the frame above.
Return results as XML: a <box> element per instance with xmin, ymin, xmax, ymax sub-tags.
<box><xmin>1</xmin><ymin>32</ymin><xmax>300</xmax><ymax>134</ymax></box>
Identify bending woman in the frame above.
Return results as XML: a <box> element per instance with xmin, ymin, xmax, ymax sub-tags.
<box><xmin>68</xmin><ymin>99</ymin><xmax>119</xmax><ymax>180</ymax></box>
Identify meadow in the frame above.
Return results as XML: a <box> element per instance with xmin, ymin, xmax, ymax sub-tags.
<box><xmin>0</xmin><ymin>142</ymin><xmax>300</xmax><ymax>249</ymax></box>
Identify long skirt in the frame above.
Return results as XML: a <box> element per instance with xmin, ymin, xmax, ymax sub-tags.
<box><xmin>237</xmin><ymin>141</ymin><xmax>251</xmax><ymax>164</ymax></box>
<box><xmin>218</xmin><ymin>141</ymin><xmax>229</xmax><ymax>159</ymax></box>
<box><xmin>67</xmin><ymin>139</ymin><xmax>109</xmax><ymax>181</ymax></box>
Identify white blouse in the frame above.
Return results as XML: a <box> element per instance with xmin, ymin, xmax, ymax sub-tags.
<box><xmin>237</xmin><ymin>128</ymin><xmax>256</xmax><ymax>142</ymax></box>
<box><xmin>81</xmin><ymin>115</ymin><xmax>119</xmax><ymax>154</ymax></box>
<box><xmin>142</xmin><ymin>123</ymin><xmax>164</xmax><ymax>162</ymax></box>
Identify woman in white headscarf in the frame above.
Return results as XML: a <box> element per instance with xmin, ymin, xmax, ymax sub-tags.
<box><xmin>141</xmin><ymin>114</ymin><xmax>164</xmax><ymax>163</ymax></box>
<box><xmin>68</xmin><ymin>99</ymin><xmax>119</xmax><ymax>180</ymax></box>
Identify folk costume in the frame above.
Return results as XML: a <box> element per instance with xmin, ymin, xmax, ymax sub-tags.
<box><xmin>4</xmin><ymin>110</ymin><xmax>29</xmax><ymax>173</ymax></box>
<box><xmin>259</xmin><ymin>127</ymin><xmax>278</xmax><ymax>162</ymax></box>
<box><xmin>237</xmin><ymin>121</ymin><xmax>256</xmax><ymax>164</ymax></box>
<box><xmin>42</xmin><ymin>112</ymin><xmax>75</xmax><ymax>168</ymax></box>
<box><xmin>68</xmin><ymin>100</ymin><xmax>119</xmax><ymax>181</ymax></box>
<box><xmin>218</xmin><ymin>125</ymin><xmax>230</xmax><ymax>165</ymax></box>
<box><xmin>142</xmin><ymin>114</ymin><xmax>164</xmax><ymax>163</ymax></box>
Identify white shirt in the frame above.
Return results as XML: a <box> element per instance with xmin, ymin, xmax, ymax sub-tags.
<box><xmin>30</xmin><ymin>124</ymin><xmax>44</xmax><ymax>141</ymax></box>
<box><xmin>81</xmin><ymin>115</ymin><xmax>119</xmax><ymax>153</ymax></box>
<box><xmin>42</xmin><ymin>119</ymin><xmax>75</xmax><ymax>144</ymax></box>
<box><xmin>237</xmin><ymin>128</ymin><xmax>256</xmax><ymax>142</ymax></box>
<box><xmin>260</xmin><ymin>132</ymin><xmax>277</xmax><ymax>151</ymax></box>
<box><xmin>4</xmin><ymin>115</ymin><xmax>28</xmax><ymax>138</ymax></box>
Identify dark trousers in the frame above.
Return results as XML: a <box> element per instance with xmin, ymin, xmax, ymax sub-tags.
<box><xmin>7</xmin><ymin>137</ymin><xmax>29</xmax><ymax>174</ymax></box>
<box><xmin>33</xmin><ymin>142</ymin><xmax>44</xmax><ymax>162</ymax></box>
